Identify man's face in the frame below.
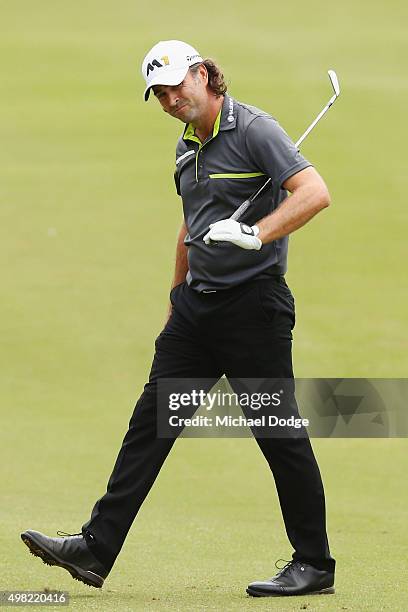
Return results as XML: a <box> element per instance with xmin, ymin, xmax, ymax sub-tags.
<box><xmin>153</xmin><ymin>65</ymin><xmax>209</xmax><ymax>124</ymax></box>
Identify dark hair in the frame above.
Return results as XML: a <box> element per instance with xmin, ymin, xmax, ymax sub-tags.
<box><xmin>190</xmin><ymin>59</ymin><xmax>227</xmax><ymax>96</ymax></box>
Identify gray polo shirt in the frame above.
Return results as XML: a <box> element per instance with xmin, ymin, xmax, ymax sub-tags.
<box><xmin>174</xmin><ymin>94</ymin><xmax>311</xmax><ymax>292</ymax></box>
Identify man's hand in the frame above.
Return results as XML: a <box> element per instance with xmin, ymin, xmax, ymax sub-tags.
<box><xmin>203</xmin><ymin>219</ymin><xmax>262</xmax><ymax>250</ymax></box>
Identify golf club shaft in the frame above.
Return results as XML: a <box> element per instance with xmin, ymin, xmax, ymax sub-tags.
<box><xmin>295</xmin><ymin>93</ymin><xmax>337</xmax><ymax>148</ymax></box>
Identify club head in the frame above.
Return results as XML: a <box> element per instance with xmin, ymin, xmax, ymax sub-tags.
<box><xmin>328</xmin><ymin>69</ymin><xmax>340</xmax><ymax>97</ymax></box>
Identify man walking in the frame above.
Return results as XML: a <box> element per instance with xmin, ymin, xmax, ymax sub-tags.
<box><xmin>22</xmin><ymin>40</ymin><xmax>336</xmax><ymax>597</ymax></box>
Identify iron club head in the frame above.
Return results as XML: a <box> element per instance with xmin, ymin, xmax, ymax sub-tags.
<box><xmin>328</xmin><ymin>69</ymin><xmax>340</xmax><ymax>98</ymax></box>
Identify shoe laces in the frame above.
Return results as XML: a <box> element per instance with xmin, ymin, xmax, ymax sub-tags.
<box><xmin>56</xmin><ymin>531</ymin><xmax>82</xmax><ymax>537</ymax></box>
<box><xmin>274</xmin><ymin>559</ymin><xmax>302</xmax><ymax>577</ymax></box>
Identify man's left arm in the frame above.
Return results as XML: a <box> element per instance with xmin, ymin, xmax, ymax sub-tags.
<box><xmin>256</xmin><ymin>166</ymin><xmax>330</xmax><ymax>244</ymax></box>
<box><xmin>203</xmin><ymin>115</ymin><xmax>331</xmax><ymax>250</ymax></box>
<box><xmin>203</xmin><ymin>166</ymin><xmax>330</xmax><ymax>249</ymax></box>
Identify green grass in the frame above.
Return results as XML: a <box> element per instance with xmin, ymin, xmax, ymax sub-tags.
<box><xmin>1</xmin><ymin>1</ymin><xmax>407</xmax><ymax>610</ymax></box>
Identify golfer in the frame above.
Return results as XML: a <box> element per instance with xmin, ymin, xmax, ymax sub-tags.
<box><xmin>22</xmin><ymin>40</ymin><xmax>336</xmax><ymax>597</ymax></box>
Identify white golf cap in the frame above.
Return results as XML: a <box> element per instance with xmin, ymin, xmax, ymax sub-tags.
<box><xmin>142</xmin><ymin>40</ymin><xmax>203</xmax><ymax>101</ymax></box>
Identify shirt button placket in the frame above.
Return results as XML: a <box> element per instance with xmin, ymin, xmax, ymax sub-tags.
<box><xmin>197</xmin><ymin>152</ymin><xmax>204</xmax><ymax>180</ymax></box>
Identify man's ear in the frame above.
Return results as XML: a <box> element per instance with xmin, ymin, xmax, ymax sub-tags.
<box><xmin>199</xmin><ymin>63</ymin><xmax>208</xmax><ymax>86</ymax></box>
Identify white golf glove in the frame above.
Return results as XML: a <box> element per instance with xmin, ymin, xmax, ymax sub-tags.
<box><xmin>203</xmin><ymin>219</ymin><xmax>262</xmax><ymax>250</ymax></box>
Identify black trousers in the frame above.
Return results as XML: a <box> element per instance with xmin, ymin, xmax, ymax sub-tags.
<box><xmin>82</xmin><ymin>277</ymin><xmax>335</xmax><ymax>573</ymax></box>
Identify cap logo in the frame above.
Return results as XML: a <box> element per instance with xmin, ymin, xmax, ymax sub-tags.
<box><xmin>186</xmin><ymin>54</ymin><xmax>201</xmax><ymax>62</ymax></box>
<box><xmin>146</xmin><ymin>56</ymin><xmax>171</xmax><ymax>76</ymax></box>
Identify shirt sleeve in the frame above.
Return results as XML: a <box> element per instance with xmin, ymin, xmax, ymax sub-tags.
<box><xmin>174</xmin><ymin>136</ymin><xmax>185</xmax><ymax>196</ymax></box>
<box><xmin>245</xmin><ymin>116</ymin><xmax>312</xmax><ymax>188</ymax></box>
<box><xmin>174</xmin><ymin>167</ymin><xmax>181</xmax><ymax>195</ymax></box>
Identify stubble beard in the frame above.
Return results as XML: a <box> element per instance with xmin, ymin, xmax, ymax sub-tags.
<box><xmin>172</xmin><ymin>96</ymin><xmax>204</xmax><ymax>125</ymax></box>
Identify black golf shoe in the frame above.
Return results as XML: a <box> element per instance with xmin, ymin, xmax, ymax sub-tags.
<box><xmin>247</xmin><ymin>560</ymin><xmax>335</xmax><ymax>597</ymax></box>
<box><xmin>21</xmin><ymin>530</ymin><xmax>108</xmax><ymax>588</ymax></box>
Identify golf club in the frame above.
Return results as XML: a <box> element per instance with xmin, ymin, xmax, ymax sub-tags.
<box><xmin>227</xmin><ymin>69</ymin><xmax>340</xmax><ymax>223</ymax></box>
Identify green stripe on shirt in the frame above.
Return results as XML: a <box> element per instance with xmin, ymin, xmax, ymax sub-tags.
<box><xmin>209</xmin><ymin>172</ymin><xmax>265</xmax><ymax>179</ymax></box>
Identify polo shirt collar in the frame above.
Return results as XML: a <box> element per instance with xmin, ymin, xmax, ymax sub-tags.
<box><xmin>183</xmin><ymin>109</ymin><xmax>221</xmax><ymax>143</ymax></box>
<box><xmin>183</xmin><ymin>94</ymin><xmax>236</xmax><ymax>142</ymax></box>
<box><xmin>219</xmin><ymin>94</ymin><xmax>237</xmax><ymax>131</ymax></box>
